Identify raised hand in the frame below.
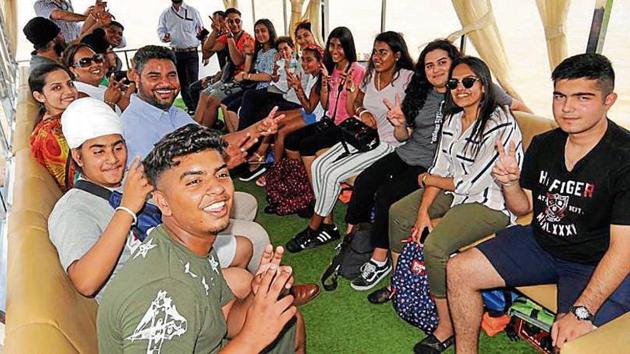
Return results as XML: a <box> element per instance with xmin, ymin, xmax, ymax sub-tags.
<box><xmin>104</xmin><ymin>74</ymin><xmax>123</xmax><ymax>106</ymax></box>
<box><xmin>240</xmin><ymin>266</ymin><xmax>297</xmax><ymax>352</ymax></box>
<box><xmin>243</xmin><ymin>38</ymin><xmax>255</xmax><ymax>55</ymax></box>
<box><xmin>224</xmin><ymin>133</ymin><xmax>258</xmax><ymax>169</ymax></box>
<box><xmin>121</xmin><ymin>157</ymin><xmax>153</xmax><ymax>214</ymax></box>
<box><xmin>117</xmin><ymin>81</ymin><xmax>136</xmax><ymax>110</ymax></box>
<box><xmin>257</xmin><ymin>106</ymin><xmax>286</xmax><ymax>136</ymax></box>
<box><xmin>339</xmin><ymin>67</ymin><xmax>353</xmax><ymax>87</ymax></box>
<box><xmin>493</xmin><ymin>139</ymin><xmax>520</xmax><ymax>186</ymax></box>
<box><xmin>383</xmin><ymin>93</ymin><xmax>406</xmax><ymax>127</ymax></box>
<box><xmin>209</xmin><ymin>16</ymin><xmax>221</xmax><ymax>32</ymax></box>
<box><xmin>320</xmin><ymin>63</ymin><xmax>330</xmax><ymax>89</ymax></box>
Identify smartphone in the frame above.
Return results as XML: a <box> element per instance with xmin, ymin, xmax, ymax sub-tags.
<box><xmin>113</xmin><ymin>70</ymin><xmax>130</xmax><ymax>85</ymax></box>
<box><xmin>420</xmin><ymin>227</ymin><xmax>431</xmax><ymax>243</ymax></box>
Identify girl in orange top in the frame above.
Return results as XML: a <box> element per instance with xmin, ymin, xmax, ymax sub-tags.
<box><xmin>29</xmin><ymin>62</ymin><xmax>79</xmax><ymax>191</ymax></box>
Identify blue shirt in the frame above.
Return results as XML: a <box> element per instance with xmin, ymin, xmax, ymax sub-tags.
<box><xmin>121</xmin><ymin>95</ymin><xmax>196</xmax><ymax>166</ymax></box>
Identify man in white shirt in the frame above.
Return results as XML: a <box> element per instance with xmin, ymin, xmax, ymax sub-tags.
<box><xmin>157</xmin><ymin>0</ymin><xmax>205</xmax><ymax>114</ymax></box>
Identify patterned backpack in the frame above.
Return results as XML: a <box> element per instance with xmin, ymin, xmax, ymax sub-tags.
<box><xmin>265</xmin><ymin>158</ymin><xmax>315</xmax><ymax>215</ymax></box>
<box><xmin>391</xmin><ymin>239</ymin><xmax>439</xmax><ymax>334</ymax></box>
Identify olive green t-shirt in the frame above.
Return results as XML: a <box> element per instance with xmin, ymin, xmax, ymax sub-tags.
<box><xmin>97</xmin><ymin>225</ymin><xmax>234</xmax><ymax>353</ymax></box>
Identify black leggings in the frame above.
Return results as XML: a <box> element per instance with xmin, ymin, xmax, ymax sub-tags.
<box><xmin>345</xmin><ymin>151</ymin><xmax>427</xmax><ymax>249</ymax></box>
<box><xmin>238</xmin><ymin>89</ymin><xmax>301</xmax><ymax>130</ymax></box>
<box><xmin>284</xmin><ymin>123</ymin><xmax>343</xmax><ymax>157</ymax></box>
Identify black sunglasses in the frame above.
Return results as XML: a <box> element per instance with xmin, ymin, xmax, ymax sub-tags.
<box><xmin>74</xmin><ymin>54</ymin><xmax>104</xmax><ymax>68</ymax></box>
<box><xmin>446</xmin><ymin>77</ymin><xmax>480</xmax><ymax>90</ymax></box>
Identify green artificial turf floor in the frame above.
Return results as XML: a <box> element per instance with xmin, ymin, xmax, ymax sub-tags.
<box><xmin>234</xmin><ymin>180</ymin><xmax>535</xmax><ymax>354</ymax></box>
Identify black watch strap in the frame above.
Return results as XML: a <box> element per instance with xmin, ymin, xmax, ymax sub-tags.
<box><xmin>569</xmin><ymin>305</ymin><xmax>594</xmax><ymax>321</ymax></box>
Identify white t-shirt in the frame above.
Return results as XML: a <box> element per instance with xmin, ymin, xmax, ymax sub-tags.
<box><xmin>361</xmin><ymin>68</ymin><xmax>414</xmax><ymax>146</ymax></box>
<box><xmin>74</xmin><ymin>81</ymin><xmax>122</xmax><ymax>114</ymax></box>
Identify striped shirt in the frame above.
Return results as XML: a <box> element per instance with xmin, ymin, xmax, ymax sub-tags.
<box><xmin>428</xmin><ymin>106</ymin><xmax>524</xmax><ymax>221</ymax></box>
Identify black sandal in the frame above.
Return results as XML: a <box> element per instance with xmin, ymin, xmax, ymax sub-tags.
<box><xmin>367</xmin><ymin>286</ymin><xmax>392</xmax><ymax>304</ymax></box>
<box><xmin>413</xmin><ymin>334</ymin><xmax>454</xmax><ymax>354</ymax></box>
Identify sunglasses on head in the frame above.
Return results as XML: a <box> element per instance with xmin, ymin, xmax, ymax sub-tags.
<box><xmin>74</xmin><ymin>54</ymin><xmax>104</xmax><ymax>68</ymax></box>
<box><xmin>446</xmin><ymin>77</ymin><xmax>480</xmax><ymax>90</ymax></box>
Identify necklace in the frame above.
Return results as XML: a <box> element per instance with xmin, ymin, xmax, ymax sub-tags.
<box><xmin>375</xmin><ymin>72</ymin><xmax>394</xmax><ymax>91</ymax></box>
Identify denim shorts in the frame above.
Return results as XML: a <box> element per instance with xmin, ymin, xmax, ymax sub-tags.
<box><xmin>477</xmin><ymin>225</ymin><xmax>630</xmax><ymax>326</ymax></box>
<box><xmin>301</xmin><ymin>109</ymin><xmax>318</xmax><ymax>125</ymax></box>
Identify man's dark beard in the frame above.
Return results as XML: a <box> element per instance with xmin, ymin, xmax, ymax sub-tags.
<box><xmin>138</xmin><ymin>82</ymin><xmax>178</xmax><ymax>110</ymax></box>
<box><xmin>53</xmin><ymin>41</ymin><xmax>67</xmax><ymax>57</ymax></box>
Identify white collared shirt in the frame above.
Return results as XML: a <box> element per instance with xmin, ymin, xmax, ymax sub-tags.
<box><xmin>157</xmin><ymin>2</ymin><xmax>204</xmax><ymax>49</ymax></box>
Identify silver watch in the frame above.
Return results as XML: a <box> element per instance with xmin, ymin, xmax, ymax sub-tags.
<box><xmin>569</xmin><ymin>305</ymin><xmax>594</xmax><ymax>321</ymax></box>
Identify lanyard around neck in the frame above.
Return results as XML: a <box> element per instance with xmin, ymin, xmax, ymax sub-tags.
<box><xmin>171</xmin><ymin>6</ymin><xmax>193</xmax><ymax>21</ymax></box>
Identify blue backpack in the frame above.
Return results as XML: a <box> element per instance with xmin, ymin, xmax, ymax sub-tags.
<box><xmin>74</xmin><ymin>180</ymin><xmax>162</xmax><ymax>241</ymax></box>
<box><xmin>391</xmin><ymin>239</ymin><xmax>439</xmax><ymax>334</ymax></box>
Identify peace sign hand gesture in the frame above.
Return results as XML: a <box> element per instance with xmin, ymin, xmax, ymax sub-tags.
<box><xmin>493</xmin><ymin>140</ymin><xmax>520</xmax><ymax>187</ymax></box>
<box><xmin>383</xmin><ymin>93</ymin><xmax>405</xmax><ymax>127</ymax></box>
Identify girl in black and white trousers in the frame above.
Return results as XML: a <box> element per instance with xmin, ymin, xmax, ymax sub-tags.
<box><xmin>286</xmin><ymin>31</ymin><xmax>415</xmax><ymax>253</ymax></box>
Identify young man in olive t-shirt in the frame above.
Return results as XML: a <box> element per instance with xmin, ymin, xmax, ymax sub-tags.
<box><xmin>98</xmin><ymin>124</ymin><xmax>302</xmax><ymax>353</ymax></box>
<box><xmin>447</xmin><ymin>53</ymin><xmax>630</xmax><ymax>354</ymax></box>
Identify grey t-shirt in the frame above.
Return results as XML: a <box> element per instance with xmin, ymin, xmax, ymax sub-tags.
<box><xmin>48</xmin><ymin>187</ymin><xmax>140</xmax><ymax>302</ymax></box>
<box><xmin>395</xmin><ymin>83</ymin><xmax>513</xmax><ymax>168</ymax></box>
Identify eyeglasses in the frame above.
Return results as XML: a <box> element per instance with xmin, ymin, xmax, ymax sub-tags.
<box><xmin>73</xmin><ymin>54</ymin><xmax>104</xmax><ymax>68</ymax></box>
<box><xmin>227</xmin><ymin>18</ymin><xmax>241</xmax><ymax>25</ymax></box>
<box><xmin>446</xmin><ymin>77</ymin><xmax>480</xmax><ymax>90</ymax></box>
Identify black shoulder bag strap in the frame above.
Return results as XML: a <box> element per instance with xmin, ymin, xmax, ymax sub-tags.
<box><xmin>73</xmin><ymin>179</ymin><xmax>113</xmax><ymax>201</ymax></box>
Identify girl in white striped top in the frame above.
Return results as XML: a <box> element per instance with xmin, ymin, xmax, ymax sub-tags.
<box><xmin>388</xmin><ymin>56</ymin><xmax>524</xmax><ymax>353</ymax></box>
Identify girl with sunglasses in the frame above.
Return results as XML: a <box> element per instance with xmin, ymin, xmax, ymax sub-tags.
<box><xmin>29</xmin><ymin>62</ymin><xmax>79</xmax><ymax>191</ymax></box>
<box><xmin>63</xmin><ymin>43</ymin><xmax>129</xmax><ymax>113</ymax></box>
<box><xmin>389</xmin><ymin>56</ymin><xmax>524</xmax><ymax>354</ymax></box>
<box><xmin>356</xmin><ymin>40</ymin><xmax>526</xmax><ymax>303</ymax></box>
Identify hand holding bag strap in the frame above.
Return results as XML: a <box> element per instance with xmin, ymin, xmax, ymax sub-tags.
<box><xmin>320</xmin><ymin>63</ymin><xmax>351</xmax><ymax>127</ymax></box>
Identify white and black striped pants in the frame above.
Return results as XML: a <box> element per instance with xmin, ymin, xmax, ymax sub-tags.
<box><xmin>311</xmin><ymin>142</ymin><xmax>395</xmax><ymax>217</ymax></box>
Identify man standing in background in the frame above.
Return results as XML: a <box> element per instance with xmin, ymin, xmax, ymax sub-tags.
<box><xmin>158</xmin><ymin>0</ymin><xmax>204</xmax><ymax>115</ymax></box>
<box><xmin>33</xmin><ymin>0</ymin><xmax>85</xmax><ymax>42</ymax></box>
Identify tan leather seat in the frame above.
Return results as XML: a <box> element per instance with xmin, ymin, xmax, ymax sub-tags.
<box><xmin>6</xmin><ymin>68</ymin><xmax>98</xmax><ymax>353</ymax></box>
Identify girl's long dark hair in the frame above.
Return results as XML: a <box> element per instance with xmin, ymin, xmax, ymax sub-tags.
<box><xmin>302</xmin><ymin>46</ymin><xmax>324</xmax><ymax>94</ymax></box>
<box><xmin>323</xmin><ymin>26</ymin><xmax>357</xmax><ymax>74</ymax></box>
<box><xmin>250</xmin><ymin>19</ymin><xmax>277</xmax><ymax>73</ymax></box>
<box><xmin>443</xmin><ymin>56</ymin><xmax>507</xmax><ymax>157</ymax></box>
<box><xmin>361</xmin><ymin>31</ymin><xmax>414</xmax><ymax>88</ymax></box>
<box><xmin>402</xmin><ymin>39</ymin><xmax>460</xmax><ymax>128</ymax></box>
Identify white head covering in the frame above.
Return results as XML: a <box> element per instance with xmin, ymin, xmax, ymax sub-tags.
<box><xmin>61</xmin><ymin>97</ymin><xmax>123</xmax><ymax>149</ymax></box>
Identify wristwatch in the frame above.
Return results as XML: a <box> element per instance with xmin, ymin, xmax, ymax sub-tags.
<box><xmin>569</xmin><ymin>305</ymin><xmax>594</xmax><ymax>321</ymax></box>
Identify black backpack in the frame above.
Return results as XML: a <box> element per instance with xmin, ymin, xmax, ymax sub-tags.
<box><xmin>321</xmin><ymin>223</ymin><xmax>374</xmax><ymax>291</ymax></box>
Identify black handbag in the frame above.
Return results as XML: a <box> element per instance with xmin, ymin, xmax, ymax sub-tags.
<box><xmin>337</xmin><ymin>116</ymin><xmax>379</xmax><ymax>152</ymax></box>
<box><xmin>318</xmin><ymin>65</ymin><xmax>379</xmax><ymax>153</ymax></box>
